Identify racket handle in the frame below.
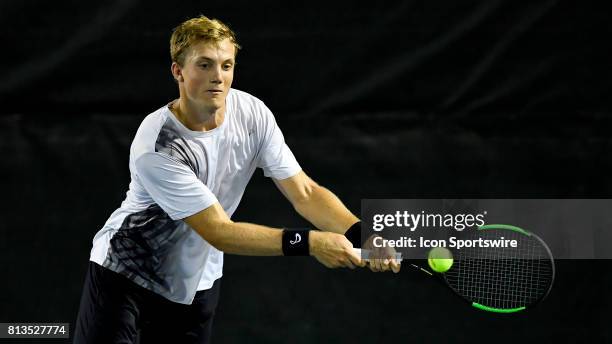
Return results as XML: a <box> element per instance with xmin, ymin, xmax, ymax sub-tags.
<box><xmin>354</xmin><ymin>248</ymin><xmax>403</xmax><ymax>262</ymax></box>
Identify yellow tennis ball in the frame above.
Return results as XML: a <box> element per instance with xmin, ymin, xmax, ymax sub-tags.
<box><xmin>427</xmin><ymin>247</ymin><xmax>454</xmax><ymax>273</ymax></box>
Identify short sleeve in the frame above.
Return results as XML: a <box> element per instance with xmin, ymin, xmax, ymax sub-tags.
<box><xmin>256</xmin><ymin>104</ymin><xmax>301</xmax><ymax>179</ymax></box>
<box><xmin>135</xmin><ymin>152</ymin><xmax>218</xmax><ymax>220</ymax></box>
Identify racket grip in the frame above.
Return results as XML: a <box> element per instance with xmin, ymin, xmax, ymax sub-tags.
<box><xmin>354</xmin><ymin>248</ymin><xmax>403</xmax><ymax>262</ymax></box>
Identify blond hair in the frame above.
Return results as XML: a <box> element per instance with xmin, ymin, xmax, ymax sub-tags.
<box><xmin>170</xmin><ymin>15</ymin><xmax>241</xmax><ymax>66</ymax></box>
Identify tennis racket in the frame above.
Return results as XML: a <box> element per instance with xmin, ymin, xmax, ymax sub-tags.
<box><xmin>356</xmin><ymin>224</ymin><xmax>555</xmax><ymax>313</ymax></box>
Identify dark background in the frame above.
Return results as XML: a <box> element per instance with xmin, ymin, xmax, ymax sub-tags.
<box><xmin>1</xmin><ymin>0</ymin><xmax>611</xmax><ymax>342</ymax></box>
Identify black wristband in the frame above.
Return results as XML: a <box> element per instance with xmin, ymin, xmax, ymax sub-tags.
<box><xmin>282</xmin><ymin>229</ymin><xmax>310</xmax><ymax>256</ymax></box>
<box><xmin>344</xmin><ymin>221</ymin><xmax>362</xmax><ymax>248</ymax></box>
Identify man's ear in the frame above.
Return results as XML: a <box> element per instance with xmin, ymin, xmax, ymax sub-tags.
<box><xmin>171</xmin><ymin>62</ymin><xmax>184</xmax><ymax>82</ymax></box>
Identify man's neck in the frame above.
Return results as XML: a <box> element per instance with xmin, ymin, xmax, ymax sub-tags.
<box><xmin>172</xmin><ymin>99</ymin><xmax>225</xmax><ymax>132</ymax></box>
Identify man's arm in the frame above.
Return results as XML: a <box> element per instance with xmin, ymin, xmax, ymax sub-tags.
<box><xmin>274</xmin><ymin>170</ymin><xmax>400</xmax><ymax>272</ymax></box>
<box><xmin>183</xmin><ymin>202</ymin><xmax>364</xmax><ymax>268</ymax></box>
<box><xmin>273</xmin><ymin>171</ymin><xmax>359</xmax><ymax>234</ymax></box>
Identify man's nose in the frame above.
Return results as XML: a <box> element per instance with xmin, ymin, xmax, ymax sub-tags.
<box><xmin>210</xmin><ymin>66</ymin><xmax>222</xmax><ymax>84</ymax></box>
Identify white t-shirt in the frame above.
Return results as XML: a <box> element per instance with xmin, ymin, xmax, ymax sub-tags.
<box><xmin>89</xmin><ymin>88</ymin><xmax>301</xmax><ymax>304</ymax></box>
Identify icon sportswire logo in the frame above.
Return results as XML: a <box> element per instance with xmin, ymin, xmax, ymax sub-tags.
<box><xmin>290</xmin><ymin>233</ymin><xmax>302</xmax><ymax>245</ymax></box>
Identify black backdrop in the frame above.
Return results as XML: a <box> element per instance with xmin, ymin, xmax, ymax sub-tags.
<box><xmin>1</xmin><ymin>1</ymin><xmax>611</xmax><ymax>342</ymax></box>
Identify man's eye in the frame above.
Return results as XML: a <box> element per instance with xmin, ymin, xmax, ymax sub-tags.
<box><xmin>199</xmin><ymin>64</ymin><xmax>208</xmax><ymax>68</ymax></box>
<box><xmin>223</xmin><ymin>64</ymin><xmax>232</xmax><ymax>70</ymax></box>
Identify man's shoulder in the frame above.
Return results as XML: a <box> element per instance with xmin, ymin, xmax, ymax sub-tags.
<box><xmin>131</xmin><ymin>105</ymin><xmax>170</xmax><ymax>157</ymax></box>
<box><xmin>137</xmin><ymin>105</ymin><xmax>169</xmax><ymax>138</ymax></box>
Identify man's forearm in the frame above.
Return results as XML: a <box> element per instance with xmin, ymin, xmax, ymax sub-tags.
<box><xmin>208</xmin><ymin>221</ymin><xmax>284</xmax><ymax>256</ymax></box>
<box><xmin>184</xmin><ymin>201</ymin><xmax>351</xmax><ymax>258</ymax></box>
<box><xmin>292</xmin><ymin>184</ymin><xmax>359</xmax><ymax>234</ymax></box>
<box><xmin>188</xmin><ymin>217</ymin><xmax>339</xmax><ymax>262</ymax></box>
<box><xmin>184</xmin><ymin>204</ymin><xmax>284</xmax><ymax>256</ymax></box>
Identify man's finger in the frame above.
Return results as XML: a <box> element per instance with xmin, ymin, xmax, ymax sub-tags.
<box><xmin>344</xmin><ymin>258</ymin><xmax>356</xmax><ymax>269</ymax></box>
<box><xmin>381</xmin><ymin>259</ymin><xmax>390</xmax><ymax>271</ymax></box>
<box><xmin>374</xmin><ymin>259</ymin><xmax>383</xmax><ymax>272</ymax></box>
<box><xmin>390</xmin><ymin>259</ymin><xmax>401</xmax><ymax>273</ymax></box>
<box><xmin>347</xmin><ymin>250</ymin><xmax>365</xmax><ymax>268</ymax></box>
<box><xmin>366</xmin><ymin>260</ymin><xmax>378</xmax><ymax>272</ymax></box>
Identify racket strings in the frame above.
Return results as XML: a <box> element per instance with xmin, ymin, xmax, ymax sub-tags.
<box><xmin>444</xmin><ymin>229</ymin><xmax>554</xmax><ymax>309</ymax></box>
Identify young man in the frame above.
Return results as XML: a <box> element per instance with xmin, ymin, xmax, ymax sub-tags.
<box><xmin>74</xmin><ymin>16</ymin><xmax>400</xmax><ymax>344</ymax></box>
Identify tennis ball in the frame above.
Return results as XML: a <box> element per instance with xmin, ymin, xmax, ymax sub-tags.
<box><xmin>427</xmin><ymin>247</ymin><xmax>454</xmax><ymax>273</ymax></box>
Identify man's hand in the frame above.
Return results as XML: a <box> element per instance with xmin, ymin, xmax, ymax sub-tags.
<box><xmin>362</xmin><ymin>235</ymin><xmax>401</xmax><ymax>273</ymax></box>
<box><xmin>309</xmin><ymin>231</ymin><xmax>366</xmax><ymax>269</ymax></box>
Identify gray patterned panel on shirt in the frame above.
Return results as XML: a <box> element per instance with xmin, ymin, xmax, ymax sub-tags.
<box><xmin>103</xmin><ymin>204</ymin><xmax>185</xmax><ymax>296</ymax></box>
<box><xmin>154</xmin><ymin>118</ymin><xmax>201</xmax><ymax>176</ymax></box>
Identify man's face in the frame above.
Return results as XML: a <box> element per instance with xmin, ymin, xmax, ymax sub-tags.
<box><xmin>174</xmin><ymin>38</ymin><xmax>236</xmax><ymax>111</ymax></box>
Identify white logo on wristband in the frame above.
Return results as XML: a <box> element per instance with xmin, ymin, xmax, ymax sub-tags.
<box><xmin>290</xmin><ymin>233</ymin><xmax>302</xmax><ymax>245</ymax></box>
